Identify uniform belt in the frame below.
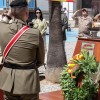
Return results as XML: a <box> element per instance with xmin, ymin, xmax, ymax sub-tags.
<box><xmin>3</xmin><ymin>62</ymin><xmax>36</xmax><ymax>70</ymax></box>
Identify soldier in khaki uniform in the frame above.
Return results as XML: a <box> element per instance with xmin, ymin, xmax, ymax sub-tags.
<box><xmin>0</xmin><ymin>0</ymin><xmax>44</xmax><ymax>100</ymax></box>
<box><xmin>72</xmin><ymin>8</ymin><xmax>93</xmax><ymax>36</ymax></box>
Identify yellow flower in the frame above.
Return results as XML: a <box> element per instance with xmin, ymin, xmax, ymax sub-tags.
<box><xmin>67</xmin><ymin>69</ymin><xmax>72</xmax><ymax>73</ymax></box>
<box><xmin>68</xmin><ymin>64</ymin><xmax>76</xmax><ymax>67</ymax></box>
<box><xmin>66</xmin><ymin>53</ymin><xmax>84</xmax><ymax>78</ymax></box>
<box><xmin>71</xmin><ymin>73</ymin><xmax>76</xmax><ymax>78</ymax></box>
<box><xmin>79</xmin><ymin>54</ymin><xmax>84</xmax><ymax>59</ymax></box>
<box><xmin>73</xmin><ymin>54</ymin><xmax>83</xmax><ymax>60</ymax></box>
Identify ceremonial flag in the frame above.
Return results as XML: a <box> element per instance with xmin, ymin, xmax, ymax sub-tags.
<box><xmin>52</xmin><ymin>0</ymin><xmax>74</xmax><ymax>2</ymax></box>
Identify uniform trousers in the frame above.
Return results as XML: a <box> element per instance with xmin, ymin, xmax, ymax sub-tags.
<box><xmin>4</xmin><ymin>91</ymin><xmax>39</xmax><ymax>100</ymax></box>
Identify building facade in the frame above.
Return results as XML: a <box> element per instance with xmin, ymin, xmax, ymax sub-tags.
<box><xmin>75</xmin><ymin>0</ymin><xmax>100</xmax><ymax>16</ymax></box>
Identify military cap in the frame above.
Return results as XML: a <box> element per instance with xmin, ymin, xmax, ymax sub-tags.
<box><xmin>82</xmin><ymin>8</ymin><xmax>88</xmax><ymax>13</ymax></box>
<box><xmin>10</xmin><ymin>0</ymin><xmax>28</xmax><ymax>8</ymax></box>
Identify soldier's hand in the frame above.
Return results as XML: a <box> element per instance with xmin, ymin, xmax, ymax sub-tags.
<box><xmin>7</xmin><ymin>8</ymin><xmax>12</xmax><ymax>17</ymax></box>
<box><xmin>76</xmin><ymin>9</ymin><xmax>81</xmax><ymax>13</ymax></box>
<box><xmin>79</xmin><ymin>9</ymin><xmax>83</xmax><ymax>12</ymax></box>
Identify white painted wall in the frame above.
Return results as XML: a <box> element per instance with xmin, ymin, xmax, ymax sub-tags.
<box><xmin>37</xmin><ymin>0</ymin><xmax>49</xmax><ymax>11</ymax></box>
<box><xmin>62</xmin><ymin>2</ymin><xmax>77</xmax><ymax>20</ymax></box>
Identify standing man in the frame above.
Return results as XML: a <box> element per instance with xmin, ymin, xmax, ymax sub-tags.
<box><xmin>72</xmin><ymin>8</ymin><xmax>93</xmax><ymax>37</ymax></box>
<box><xmin>0</xmin><ymin>0</ymin><xmax>44</xmax><ymax>100</ymax></box>
<box><xmin>63</xmin><ymin>7</ymin><xmax>68</xmax><ymax>17</ymax></box>
<box><xmin>61</xmin><ymin>9</ymin><xmax>68</xmax><ymax>44</ymax></box>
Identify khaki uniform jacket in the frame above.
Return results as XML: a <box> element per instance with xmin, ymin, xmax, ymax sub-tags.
<box><xmin>0</xmin><ymin>19</ymin><xmax>44</xmax><ymax>94</ymax></box>
<box><xmin>73</xmin><ymin>16</ymin><xmax>92</xmax><ymax>34</ymax></box>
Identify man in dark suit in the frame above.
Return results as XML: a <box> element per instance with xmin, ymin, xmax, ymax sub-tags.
<box><xmin>61</xmin><ymin>10</ymin><xmax>68</xmax><ymax>44</ymax></box>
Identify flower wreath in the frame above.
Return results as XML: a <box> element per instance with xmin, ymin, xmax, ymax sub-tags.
<box><xmin>60</xmin><ymin>50</ymin><xmax>99</xmax><ymax>100</ymax></box>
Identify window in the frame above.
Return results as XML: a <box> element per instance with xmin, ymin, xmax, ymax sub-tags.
<box><xmin>82</xmin><ymin>0</ymin><xmax>92</xmax><ymax>8</ymax></box>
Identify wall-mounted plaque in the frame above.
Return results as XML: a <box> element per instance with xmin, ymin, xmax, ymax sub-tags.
<box><xmin>81</xmin><ymin>42</ymin><xmax>95</xmax><ymax>55</ymax></box>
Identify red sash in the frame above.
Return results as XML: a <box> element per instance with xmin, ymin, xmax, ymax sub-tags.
<box><xmin>3</xmin><ymin>26</ymin><xmax>29</xmax><ymax>60</ymax></box>
<box><xmin>0</xmin><ymin>26</ymin><xmax>29</xmax><ymax>69</ymax></box>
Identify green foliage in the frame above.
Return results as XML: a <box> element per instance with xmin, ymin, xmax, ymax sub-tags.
<box><xmin>60</xmin><ymin>50</ymin><xmax>99</xmax><ymax>100</ymax></box>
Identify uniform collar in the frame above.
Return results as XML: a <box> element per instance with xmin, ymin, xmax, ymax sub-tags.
<box><xmin>9</xmin><ymin>18</ymin><xmax>27</xmax><ymax>34</ymax></box>
<box><xmin>13</xmin><ymin>18</ymin><xmax>26</xmax><ymax>25</ymax></box>
<box><xmin>81</xmin><ymin>16</ymin><xmax>89</xmax><ymax>19</ymax></box>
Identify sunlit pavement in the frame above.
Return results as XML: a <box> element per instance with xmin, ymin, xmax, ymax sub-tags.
<box><xmin>66</xmin><ymin>28</ymin><xmax>78</xmax><ymax>42</ymax></box>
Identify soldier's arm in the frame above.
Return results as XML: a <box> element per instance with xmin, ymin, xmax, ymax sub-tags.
<box><xmin>72</xmin><ymin>9</ymin><xmax>81</xmax><ymax>19</ymax></box>
<box><xmin>94</xmin><ymin>13</ymin><xmax>100</xmax><ymax>21</ymax></box>
<box><xmin>1</xmin><ymin>8</ymin><xmax>12</xmax><ymax>23</ymax></box>
<box><xmin>7</xmin><ymin>8</ymin><xmax>12</xmax><ymax>17</ymax></box>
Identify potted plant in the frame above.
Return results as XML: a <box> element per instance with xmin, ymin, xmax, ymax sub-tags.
<box><xmin>60</xmin><ymin>50</ymin><xmax>99</xmax><ymax>100</ymax></box>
